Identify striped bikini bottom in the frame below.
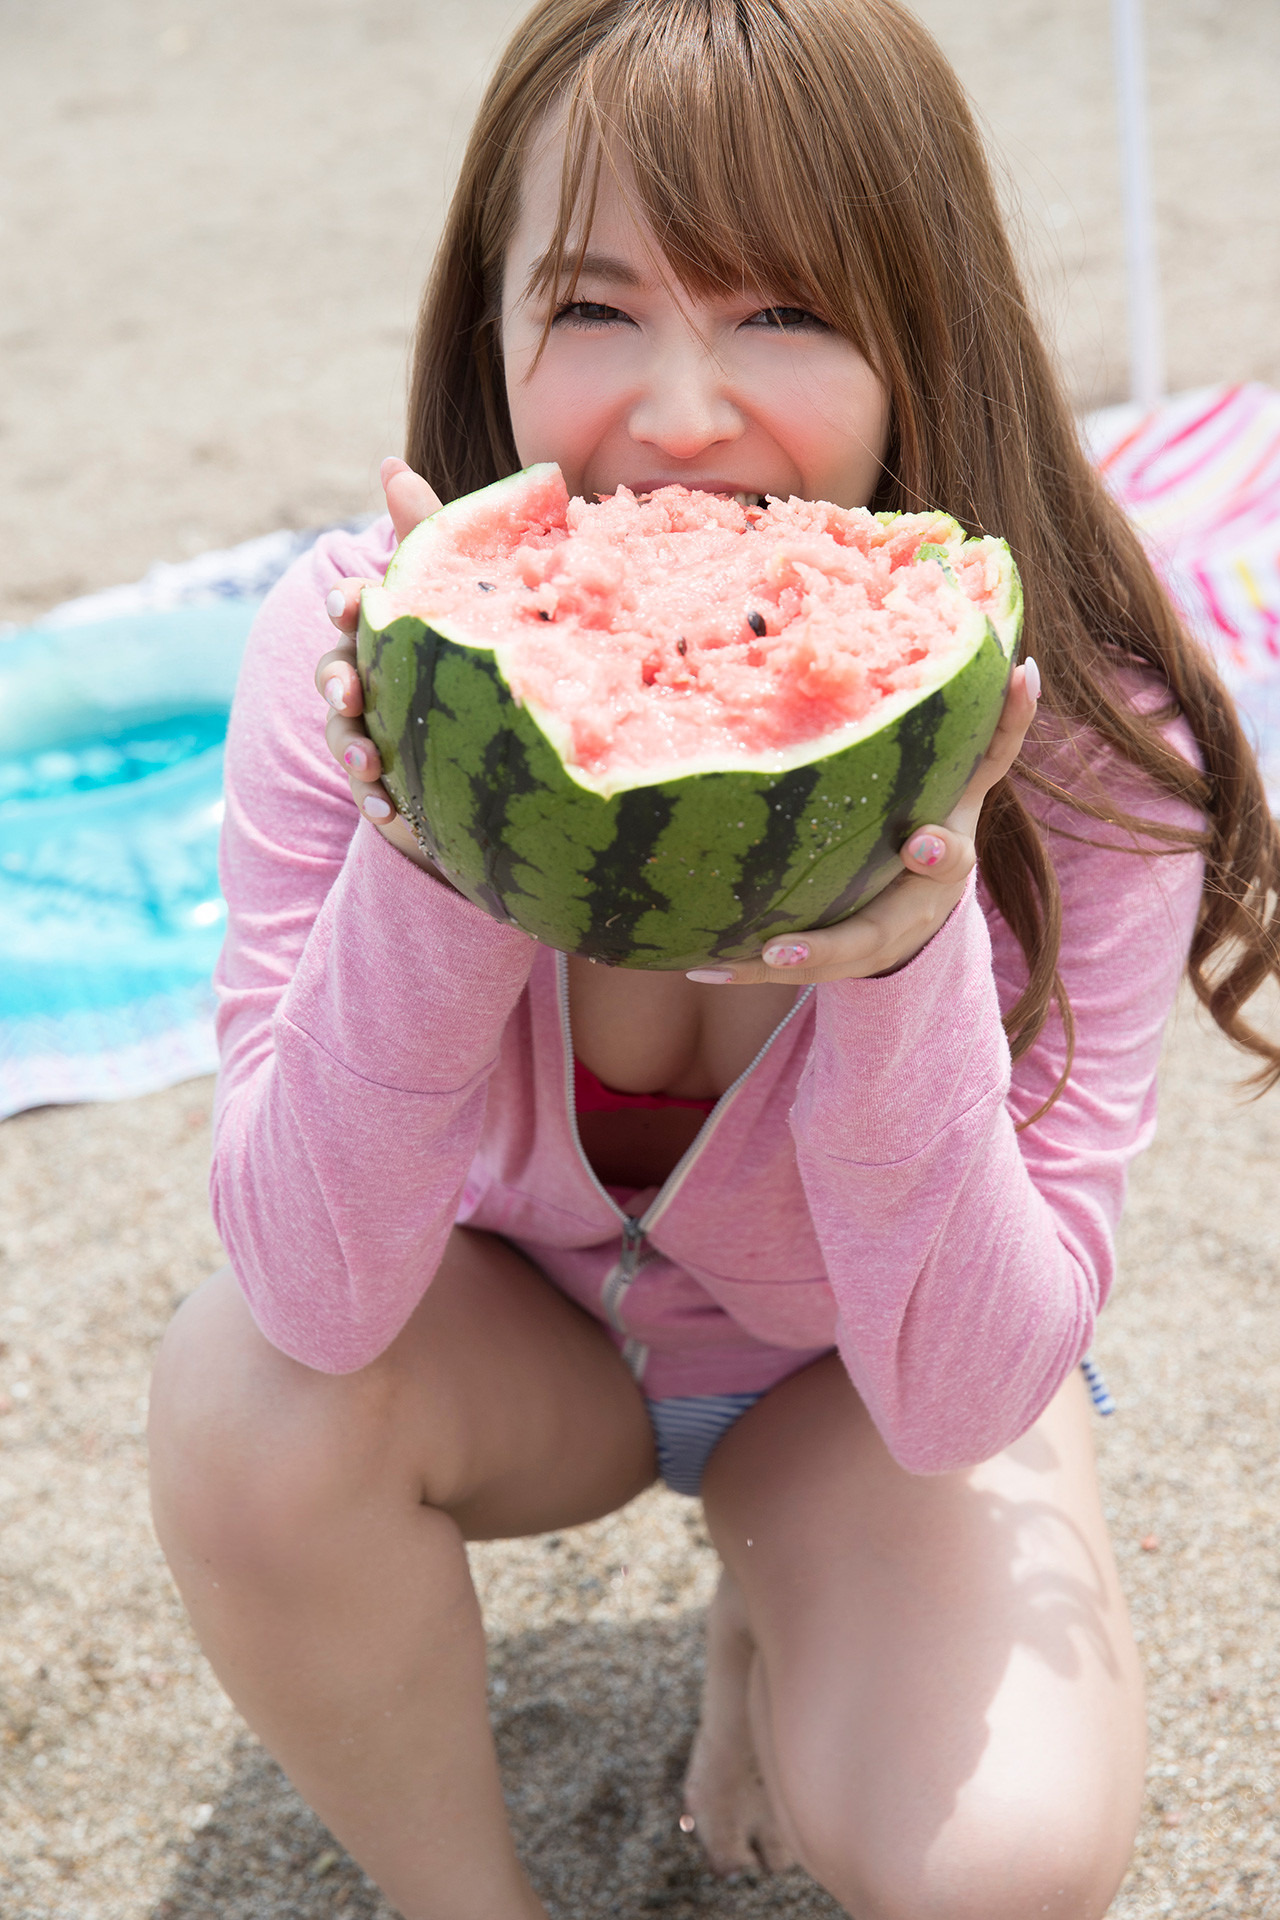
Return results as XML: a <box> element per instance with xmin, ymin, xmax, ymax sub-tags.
<box><xmin>645</xmin><ymin>1355</ymin><xmax>1117</xmax><ymax>1500</ymax></box>
<box><xmin>645</xmin><ymin>1391</ymin><xmax>765</xmax><ymax>1497</ymax></box>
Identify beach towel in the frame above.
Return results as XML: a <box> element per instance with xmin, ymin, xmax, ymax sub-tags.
<box><xmin>1084</xmin><ymin>383</ymin><xmax>1280</xmax><ymax>804</ymax></box>
<box><xmin>2</xmin><ymin>387</ymin><xmax>1278</xmax><ymax>1121</ymax></box>
<box><xmin>0</xmin><ymin>526</ymin><xmax>368</xmax><ymax>1120</ymax></box>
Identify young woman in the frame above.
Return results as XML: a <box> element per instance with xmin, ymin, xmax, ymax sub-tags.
<box><xmin>148</xmin><ymin>2</ymin><xmax>1280</xmax><ymax>1916</ymax></box>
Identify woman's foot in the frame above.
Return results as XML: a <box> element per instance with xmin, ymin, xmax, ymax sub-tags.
<box><xmin>682</xmin><ymin>1569</ymin><xmax>797</xmax><ymax>1877</ymax></box>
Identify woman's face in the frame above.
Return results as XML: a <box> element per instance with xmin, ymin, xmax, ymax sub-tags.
<box><xmin>500</xmin><ymin>127</ymin><xmax>890</xmax><ymax>511</ymax></box>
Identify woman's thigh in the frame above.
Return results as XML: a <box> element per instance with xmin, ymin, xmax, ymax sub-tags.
<box><xmin>150</xmin><ymin>1225</ymin><xmax>656</xmax><ymax>1546</ymax></box>
<box><xmin>700</xmin><ymin>1357</ymin><xmax>1146</xmax><ymax>1920</ymax></box>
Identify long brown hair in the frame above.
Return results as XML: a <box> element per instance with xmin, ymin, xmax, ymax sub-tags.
<box><xmin>406</xmin><ymin>0</ymin><xmax>1280</xmax><ymax>1089</ymax></box>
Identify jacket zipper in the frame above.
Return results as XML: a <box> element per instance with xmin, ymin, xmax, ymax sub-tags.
<box><xmin>556</xmin><ymin>953</ymin><xmax>814</xmax><ymax>1381</ymax></box>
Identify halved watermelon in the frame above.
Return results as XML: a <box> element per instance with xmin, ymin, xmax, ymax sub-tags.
<box><xmin>357</xmin><ymin>465</ymin><xmax>1021</xmax><ymax>968</ymax></box>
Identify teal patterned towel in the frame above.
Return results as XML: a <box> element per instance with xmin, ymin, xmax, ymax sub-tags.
<box><xmin>0</xmin><ymin>525</ymin><xmax>364</xmax><ymax>1120</ymax></box>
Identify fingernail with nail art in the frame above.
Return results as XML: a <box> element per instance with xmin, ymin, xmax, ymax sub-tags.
<box><xmin>1024</xmin><ymin>656</ymin><xmax>1041</xmax><ymax>702</ymax></box>
<box><xmin>323</xmin><ymin>675</ymin><xmax>346</xmax><ymax>710</ymax></box>
<box><xmin>763</xmin><ymin>942</ymin><xmax>810</xmax><ymax>968</ymax></box>
<box><xmin>909</xmin><ymin>833</ymin><xmax>946</xmax><ymax>867</ymax></box>
<box><xmin>686</xmin><ymin>969</ymin><xmax>735</xmax><ymax>985</ymax></box>
<box><xmin>343</xmin><ymin>744</ymin><xmax>369</xmax><ymax>774</ymax></box>
<box><xmin>362</xmin><ymin>794</ymin><xmax>393</xmax><ymax>821</ymax></box>
<box><xmin>325</xmin><ymin>587</ymin><xmax>346</xmax><ymax>621</ymax></box>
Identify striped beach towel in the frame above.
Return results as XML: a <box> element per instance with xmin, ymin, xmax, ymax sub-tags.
<box><xmin>1084</xmin><ymin>383</ymin><xmax>1280</xmax><ymax>805</ymax></box>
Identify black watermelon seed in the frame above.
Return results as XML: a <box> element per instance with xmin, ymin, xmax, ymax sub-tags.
<box><xmin>676</xmin><ymin>637</ymin><xmax>687</xmax><ymax>656</ymax></box>
<box><xmin>477</xmin><ymin>580</ymin><xmax>496</xmax><ymax>592</ymax></box>
<box><xmin>747</xmin><ymin>610</ymin><xmax>766</xmax><ymax>636</ymax></box>
<box><xmin>537</xmin><ymin>609</ymin><xmax>551</xmax><ymax>621</ymax></box>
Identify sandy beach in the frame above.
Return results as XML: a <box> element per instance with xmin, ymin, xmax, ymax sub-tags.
<box><xmin>3</xmin><ymin>2</ymin><xmax>1279</xmax><ymax>1915</ymax></box>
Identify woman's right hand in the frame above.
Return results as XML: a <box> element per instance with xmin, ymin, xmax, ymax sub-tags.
<box><xmin>314</xmin><ymin>457</ymin><xmax>445</xmax><ymax>877</ymax></box>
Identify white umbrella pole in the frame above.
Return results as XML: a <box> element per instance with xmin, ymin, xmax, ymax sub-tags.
<box><xmin>1112</xmin><ymin>0</ymin><xmax>1165</xmax><ymax>408</ymax></box>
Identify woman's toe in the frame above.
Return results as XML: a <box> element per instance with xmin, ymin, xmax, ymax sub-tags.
<box><xmin>754</xmin><ymin>1796</ymin><xmax>799</xmax><ymax>1874</ymax></box>
<box><xmin>683</xmin><ymin>1760</ymin><xmax>793</xmax><ymax>1876</ymax></box>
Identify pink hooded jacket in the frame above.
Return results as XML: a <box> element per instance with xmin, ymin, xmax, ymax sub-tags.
<box><xmin>211</xmin><ymin>519</ymin><xmax>1204</xmax><ymax>1473</ymax></box>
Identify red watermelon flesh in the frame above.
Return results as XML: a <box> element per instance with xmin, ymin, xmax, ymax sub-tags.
<box><xmin>378</xmin><ymin>475</ymin><xmax>1014</xmax><ymax>787</ymax></box>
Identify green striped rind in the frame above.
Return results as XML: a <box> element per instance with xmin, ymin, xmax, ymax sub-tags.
<box><xmin>357</xmin><ymin>469</ymin><xmax>1022</xmax><ymax>968</ymax></box>
<box><xmin>358</xmin><ymin>616</ymin><xmax>1018</xmax><ymax>973</ymax></box>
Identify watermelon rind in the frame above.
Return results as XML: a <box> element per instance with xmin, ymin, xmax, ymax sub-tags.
<box><xmin>356</xmin><ymin>468</ymin><xmax>1021</xmax><ymax>970</ymax></box>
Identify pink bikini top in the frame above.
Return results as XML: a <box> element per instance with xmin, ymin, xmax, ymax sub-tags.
<box><xmin>573</xmin><ymin>1056</ymin><xmax>719</xmax><ymax>1117</ymax></box>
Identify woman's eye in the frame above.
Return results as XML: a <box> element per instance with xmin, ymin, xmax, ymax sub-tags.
<box><xmin>553</xmin><ymin>300</ymin><xmax>630</xmax><ymax>328</ymax></box>
<box><xmin>747</xmin><ymin>306</ymin><xmax>826</xmax><ymax>331</ymax></box>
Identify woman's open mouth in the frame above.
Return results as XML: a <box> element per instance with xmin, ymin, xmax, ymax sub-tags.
<box><xmin>626</xmin><ymin>482</ymin><xmax>770</xmax><ymax>508</ymax></box>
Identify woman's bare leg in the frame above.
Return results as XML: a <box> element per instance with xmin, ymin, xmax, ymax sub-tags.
<box><xmin>693</xmin><ymin>1357</ymin><xmax>1145</xmax><ymax>1919</ymax></box>
<box><xmin>148</xmin><ymin>1228</ymin><xmax>655</xmax><ymax>1920</ymax></box>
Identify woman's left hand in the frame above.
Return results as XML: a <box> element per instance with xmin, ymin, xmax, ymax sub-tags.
<box><xmin>687</xmin><ymin>660</ymin><xmax>1040</xmax><ymax>987</ymax></box>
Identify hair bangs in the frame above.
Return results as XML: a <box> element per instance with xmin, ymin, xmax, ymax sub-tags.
<box><xmin>531</xmin><ymin>0</ymin><xmax>888</xmax><ymax>365</ymax></box>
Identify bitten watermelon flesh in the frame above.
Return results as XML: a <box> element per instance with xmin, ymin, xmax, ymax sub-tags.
<box><xmin>357</xmin><ymin>466</ymin><xmax>1021</xmax><ymax>969</ymax></box>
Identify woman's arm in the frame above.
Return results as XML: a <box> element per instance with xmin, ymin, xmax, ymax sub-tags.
<box><xmin>211</xmin><ymin>525</ymin><xmax>537</xmax><ymax>1373</ymax></box>
<box><xmin>789</xmin><ymin>778</ymin><xmax>1204</xmax><ymax>1473</ymax></box>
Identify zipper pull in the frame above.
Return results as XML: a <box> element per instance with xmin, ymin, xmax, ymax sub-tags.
<box><xmin>619</xmin><ymin>1215</ymin><xmax>646</xmax><ymax>1281</ymax></box>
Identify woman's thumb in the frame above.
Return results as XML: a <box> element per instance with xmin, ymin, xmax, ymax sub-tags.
<box><xmin>381</xmin><ymin>457</ymin><xmax>442</xmax><ymax>542</ymax></box>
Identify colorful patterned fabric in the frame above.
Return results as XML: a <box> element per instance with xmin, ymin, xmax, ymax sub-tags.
<box><xmin>1084</xmin><ymin>383</ymin><xmax>1280</xmax><ymax>805</ymax></box>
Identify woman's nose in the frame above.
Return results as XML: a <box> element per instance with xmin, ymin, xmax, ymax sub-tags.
<box><xmin>626</xmin><ymin>338</ymin><xmax>745</xmax><ymax>460</ymax></box>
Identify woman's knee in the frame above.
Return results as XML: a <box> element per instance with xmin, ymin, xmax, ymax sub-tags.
<box><xmin>148</xmin><ymin>1266</ymin><xmax>414</xmax><ymax>1577</ymax></box>
<box><xmin>789</xmin><ymin>1789</ymin><xmax>1131</xmax><ymax>1920</ymax></box>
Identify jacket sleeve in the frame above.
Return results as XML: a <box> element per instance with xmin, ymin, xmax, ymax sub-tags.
<box><xmin>789</xmin><ymin>755</ymin><xmax>1204</xmax><ymax>1474</ymax></box>
<box><xmin>210</xmin><ymin>524</ymin><xmax>537</xmax><ymax>1372</ymax></box>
